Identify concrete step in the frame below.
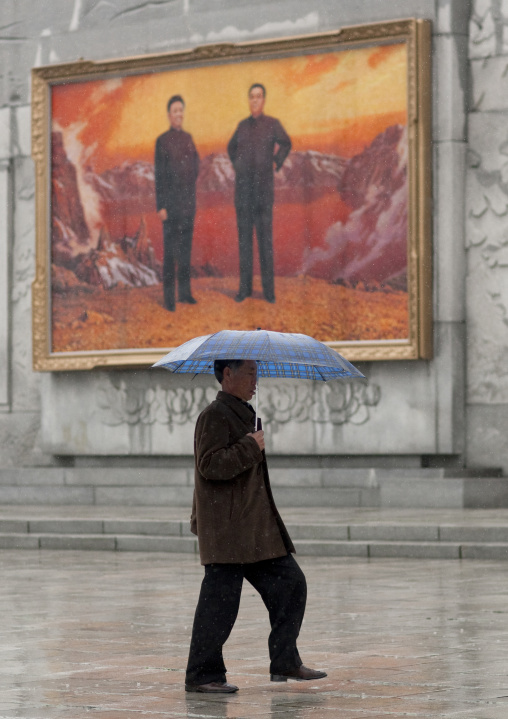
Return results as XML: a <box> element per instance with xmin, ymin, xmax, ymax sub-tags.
<box><xmin>2</xmin><ymin>531</ymin><xmax>508</xmax><ymax>560</ymax></box>
<box><xmin>0</xmin><ymin>467</ymin><xmax>508</xmax><ymax>508</ymax></box>
<box><xmin>3</xmin><ymin>514</ymin><xmax>508</xmax><ymax>559</ymax></box>
<box><xmin>0</xmin><ymin>467</ymin><xmax>505</xmax><ymax>508</ymax></box>
<box><xmin>5</xmin><ymin>517</ymin><xmax>508</xmax><ymax>543</ymax></box>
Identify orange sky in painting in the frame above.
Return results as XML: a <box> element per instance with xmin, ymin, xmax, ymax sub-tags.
<box><xmin>52</xmin><ymin>43</ymin><xmax>407</xmax><ymax>172</ymax></box>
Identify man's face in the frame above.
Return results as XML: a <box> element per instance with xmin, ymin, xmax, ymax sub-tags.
<box><xmin>224</xmin><ymin>360</ymin><xmax>258</xmax><ymax>402</ymax></box>
<box><xmin>248</xmin><ymin>87</ymin><xmax>265</xmax><ymax>118</ymax></box>
<box><xmin>168</xmin><ymin>101</ymin><xmax>184</xmax><ymax>130</ymax></box>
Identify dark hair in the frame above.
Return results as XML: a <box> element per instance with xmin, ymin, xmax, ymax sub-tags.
<box><xmin>214</xmin><ymin>359</ymin><xmax>245</xmax><ymax>384</ymax></box>
<box><xmin>248</xmin><ymin>83</ymin><xmax>266</xmax><ymax>98</ymax></box>
<box><xmin>167</xmin><ymin>95</ymin><xmax>185</xmax><ymax>112</ymax></box>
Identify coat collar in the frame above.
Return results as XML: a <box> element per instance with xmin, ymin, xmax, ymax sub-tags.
<box><xmin>216</xmin><ymin>391</ymin><xmax>255</xmax><ymax>425</ymax></box>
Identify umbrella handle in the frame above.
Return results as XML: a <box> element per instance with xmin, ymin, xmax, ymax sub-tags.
<box><xmin>257</xmin><ymin>417</ymin><xmax>262</xmax><ymax>431</ymax></box>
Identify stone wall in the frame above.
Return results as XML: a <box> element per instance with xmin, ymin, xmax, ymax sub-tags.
<box><xmin>0</xmin><ymin>0</ymin><xmax>491</xmax><ymax>469</ymax></box>
<box><xmin>466</xmin><ymin>0</ymin><xmax>508</xmax><ymax>472</ymax></box>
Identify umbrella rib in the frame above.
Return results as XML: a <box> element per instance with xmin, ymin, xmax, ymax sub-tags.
<box><xmin>315</xmin><ymin>365</ymin><xmax>327</xmax><ymax>381</ymax></box>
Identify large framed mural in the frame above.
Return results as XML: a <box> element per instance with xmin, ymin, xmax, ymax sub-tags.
<box><xmin>31</xmin><ymin>18</ymin><xmax>432</xmax><ymax>371</ymax></box>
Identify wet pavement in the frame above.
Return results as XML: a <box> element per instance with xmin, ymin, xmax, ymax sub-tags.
<box><xmin>2</xmin><ymin>550</ymin><xmax>508</xmax><ymax>718</ymax></box>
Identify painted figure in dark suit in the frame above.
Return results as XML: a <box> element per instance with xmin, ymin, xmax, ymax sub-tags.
<box><xmin>227</xmin><ymin>84</ymin><xmax>291</xmax><ymax>304</ymax></box>
<box><xmin>155</xmin><ymin>95</ymin><xmax>199</xmax><ymax>311</ymax></box>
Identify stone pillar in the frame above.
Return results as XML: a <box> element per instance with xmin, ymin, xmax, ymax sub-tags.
<box><xmin>466</xmin><ymin>0</ymin><xmax>508</xmax><ymax>472</ymax></box>
<box><xmin>0</xmin><ymin>108</ymin><xmax>10</xmax><ymax>410</ymax></box>
<box><xmin>432</xmin><ymin>0</ymin><xmax>471</xmax><ymax>456</ymax></box>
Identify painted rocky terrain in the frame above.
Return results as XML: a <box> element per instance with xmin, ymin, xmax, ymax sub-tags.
<box><xmin>50</xmin><ymin>126</ymin><xmax>409</xmax><ymax>352</ymax></box>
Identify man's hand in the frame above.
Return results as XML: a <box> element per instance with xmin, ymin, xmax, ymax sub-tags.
<box><xmin>158</xmin><ymin>208</ymin><xmax>168</xmax><ymax>221</ymax></box>
<box><xmin>247</xmin><ymin>430</ymin><xmax>265</xmax><ymax>451</ymax></box>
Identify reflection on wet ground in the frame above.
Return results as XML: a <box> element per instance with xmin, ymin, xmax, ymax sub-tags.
<box><xmin>1</xmin><ymin>550</ymin><xmax>508</xmax><ymax>717</ymax></box>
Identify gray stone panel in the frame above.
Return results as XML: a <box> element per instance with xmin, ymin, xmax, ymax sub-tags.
<box><xmin>379</xmin><ymin>477</ymin><xmax>464</xmax><ymax>508</ymax></box>
<box><xmin>0</xmin><ymin>485</ymin><xmax>94</xmax><ymax>504</ymax></box>
<box><xmin>469</xmin><ymin>0</ymin><xmax>500</xmax><ymax>59</ymax></box>
<box><xmin>464</xmin><ymin>477</ymin><xmax>508</xmax><ymax>507</ymax></box>
<box><xmin>293</xmin><ymin>539</ymin><xmax>368</xmax><ymax>557</ymax></box>
<box><xmin>440</xmin><ymin>524</ymin><xmax>508</xmax><ymax>541</ymax></box>
<box><xmin>368</xmin><ymin>542</ymin><xmax>461</xmax><ymax>559</ymax></box>
<box><xmin>41</xmin><ymin>365</ymin><xmax>442</xmax><ymax>457</ymax></box>
<box><xmin>471</xmin><ymin>56</ymin><xmax>508</xmax><ymax>112</ymax></box>
<box><xmin>0</xmin><ymin>41</ymin><xmax>39</xmax><ymax>107</ymax></box>
<box><xmin>436</xmin><ymin>0</ymin><xmax>472</xmax><ymax>35</ymax></box>
<box><xmin>29</xmin><ymin>519</ymin><xmax>103</xmax><ymax>534</ymax></box>
<box><xmin>0</xmin><ymin>468</ymin><xmax>65</xmax><ymax>485</ymax></box>
<box><xmin>433</xmin><ymin>322</ymin><xmax>466</xmax><ymax>455</ymax></box>
<box><xmin>461</xmin><ymin>543</ymin><xmax>508</xmax><ymax>559</ymax></box>
<box><xmin>467</xmin><ymin>404</ymin><xmax>508</xmax><ymax>475</ymax></box>
<box><xmin>11</xmin><ymin>157</ymin><xmax>39</xmax><ymax>414</ymax></box>
<box><xmin>349</xmin><ymin>525</ymin><xmax>439</xmax><ymax>541</ymax></box>
<box><xmin>0</xmin><ymin>0</ymin><xmax>77</xmax><ymax>37</ymax></box>
<box><xmin>13</xmin><ymin>105</ymin><xmax>30</xmax><ymax>158</ymax></box>
<box><xmin>434</xmin><ymin>142</ymin><xmax>467</xmax><ymax>323</ymax></box>
<box><xmin>38</xmin><ymin>534</ymin><xmax>116</xmax><ymax>550</ymax></box>
<box><xmin>466</xmin><ymin>112</ymin><xmax>508</xmax><ymax>407</ymax></box>
<box><xmin>103</xmin><ymin>519</ymin><xmax>182</xmax><ymax>536</ymax></box>
<box><xmin>270</xmin><ymin>486</ymin><xmax>362</xmax><ymax>507</ymax></box>
<box><xmin>0</xmin><ymin>160</ymin><xmax>10</xmax><ymax>408</ymax></box>
<box><xmin>0</xmin><ymin>108</ymin><xmax>10</xmax><ymax>159</ymax></box>
<box><xmin>115</xmin><ymin>535</ymin><xmax>197</xmax><ymax>552</ymax></box>
<box><xmin>0</xmin><ymin>533</ymin><xmax>39</xmax><ymax>549</ymax></box>
<box><xmin>0</xmin><ymin>520</ymin><xmax>28</xmax><ymax>533</ymax></box>
<box><xmin>63</xmin><ymin>468</ymin><xmax>191</xmax><ymax>486</ymax></box>
<box><xmin>0</xmin><ymin>412</ymin><xmax>49</xmax><ymax>467</ymax></box>
<box><xmin>433</xmin><ymin>34</ymin><xmax>468</xmax><ymax>142</ymax></box>
<box><xmin>286</xmin><ymin>523</ymin><xmax>349</xmax><ymax>541</ymax></box>
<box><xmin>95</xmin><ymin>486</ymin><xmax>194</xmax><ymax>506</ymax></box>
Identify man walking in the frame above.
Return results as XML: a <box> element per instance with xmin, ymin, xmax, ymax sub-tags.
<box><xmin>185</xmin><ymin>359</ymin><xmax>327</xmax><ymax>693</ymax></box>
<box><xmin>155</xmin><ymin>95</ymin><xmax>199</xmax><ymax>311</ymax></box>
<box><xmin>227</xmin><ymin>84</ymin><xmax>291</xmax><ymax>304</ymax></box>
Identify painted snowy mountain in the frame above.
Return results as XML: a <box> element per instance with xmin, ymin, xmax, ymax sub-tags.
<box><xmin>51</xmin><ymin>132</ymin><xmax>161</xmax><ymax>290</ymax></box>
<box><xmin>303</xmin><ymin>124</ymin><xmax>408</xmax><ymax>288</ymax></box>
<box><xmin>84</xmin><ymin>150</ymin><xmax>348</xmax><ymax>207</ymax></box>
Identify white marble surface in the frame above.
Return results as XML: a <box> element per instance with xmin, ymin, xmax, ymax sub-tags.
<box><xmin>433</xmin><ymin>34</ymin><xmax>468</xmax><ymax>142</ymax></box>
<box><xmin>0</xmin><ymin>0</ymin><xmax>489</xmax><ymax>472</ymax></box>
<box><xmin>471</xmin><ymin>55</ymin><xmax>508</xmax><ymax>112</ymax></box>
<box><xmin>466</xmin><ymin>113</ymin><xmax>508</xmax><ymax>404</ymax></box>
<box><xmin>0</xmin><ymin>162</ymin><xmax>10</xmax><ymax>409</ymax></box>
<box><xmin>11</xmin><ymin>157</ymin><xmax>39</xmax><ymax>414</ymax></box>
<box><xmin>40</xmin><ymin>359</ymin><xmax>446</xmax><ymax>456</ymax></box>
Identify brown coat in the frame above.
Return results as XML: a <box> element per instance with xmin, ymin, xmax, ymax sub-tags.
<box><xmin>190</xmin><ymin>391</ymin><xmax>295</xmax><ymax>565</ymax></box>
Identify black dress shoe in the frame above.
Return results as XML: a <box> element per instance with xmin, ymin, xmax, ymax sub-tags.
<box><xmin>270</xmin><ymin>665</ymin><xmax>327</xmax><ymax>682</ymax></box>
<box><xmin>179</xmin><ymin>295</ymin><xmax>197</xmax><ymax>304</ymax></box>
<box><xmin>164</xmin><ymin>303</ymin><xmax>175</xmax><ymax>312</ymax></box>
<box><xmin>185</xmin><ymin>681</ymin><xmax>239</xmax><ymax>693</ymax></box>
<box><xmin>265</xmin><ymin>296</ymin><xmax>276</xmax><ymax>304</ymax></box>
<box><xmin>234</xmin><ymin>292</ymin><xmax>250</xmax><ymax>302</ymax></box>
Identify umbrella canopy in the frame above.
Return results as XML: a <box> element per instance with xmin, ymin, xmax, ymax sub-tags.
<box><xmin>152</xmin><ymin>329</ymin><xmax>365</xmax><ymax>382</ymax></box>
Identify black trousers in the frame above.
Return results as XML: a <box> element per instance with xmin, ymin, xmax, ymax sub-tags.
<box><xmin>185</xmin><ymin>554</ymin><xmax>306</xmax><ymax>686</ymax></box>
<box><xmin>162</xmin><ymin>214</ymin><xmax>194</xmax><ymax>309</ymax></box>
<box><xmin>235</xmin><ymin>201</ymin><xmax>275</xmax><ymax>301</ymax></box>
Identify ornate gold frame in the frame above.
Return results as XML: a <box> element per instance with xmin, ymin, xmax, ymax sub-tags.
<box><xmin>32</xmin><ymin>18</ymin><xmax>432</xmax><ymax>371</ymax></box>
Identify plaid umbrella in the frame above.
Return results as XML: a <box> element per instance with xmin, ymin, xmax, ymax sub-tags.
<box><xmin>152</xmin><ymin>329</ymin><xmax>365</xmax><ymax>382</ymax></box>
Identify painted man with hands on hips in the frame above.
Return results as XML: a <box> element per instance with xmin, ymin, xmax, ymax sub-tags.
<box><xmin>185</xmin><ymin>358</ymin><xmax>327</xmax><ymax>693</ymax></box>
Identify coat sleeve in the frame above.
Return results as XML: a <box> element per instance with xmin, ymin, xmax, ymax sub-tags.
<box><xmin>154</xmin><ymin>136</ymin><xmax>166</xmax><ymax>212</ymax></box>
<box><xmin>273</xmin><ymin>119</ymin><xmax>291</xmax><ymax>171</ymax></box>
<box><xmin>195</xmin><ymin>408</ymin><xmax>262</xmax><ymax>481</ymax></box>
